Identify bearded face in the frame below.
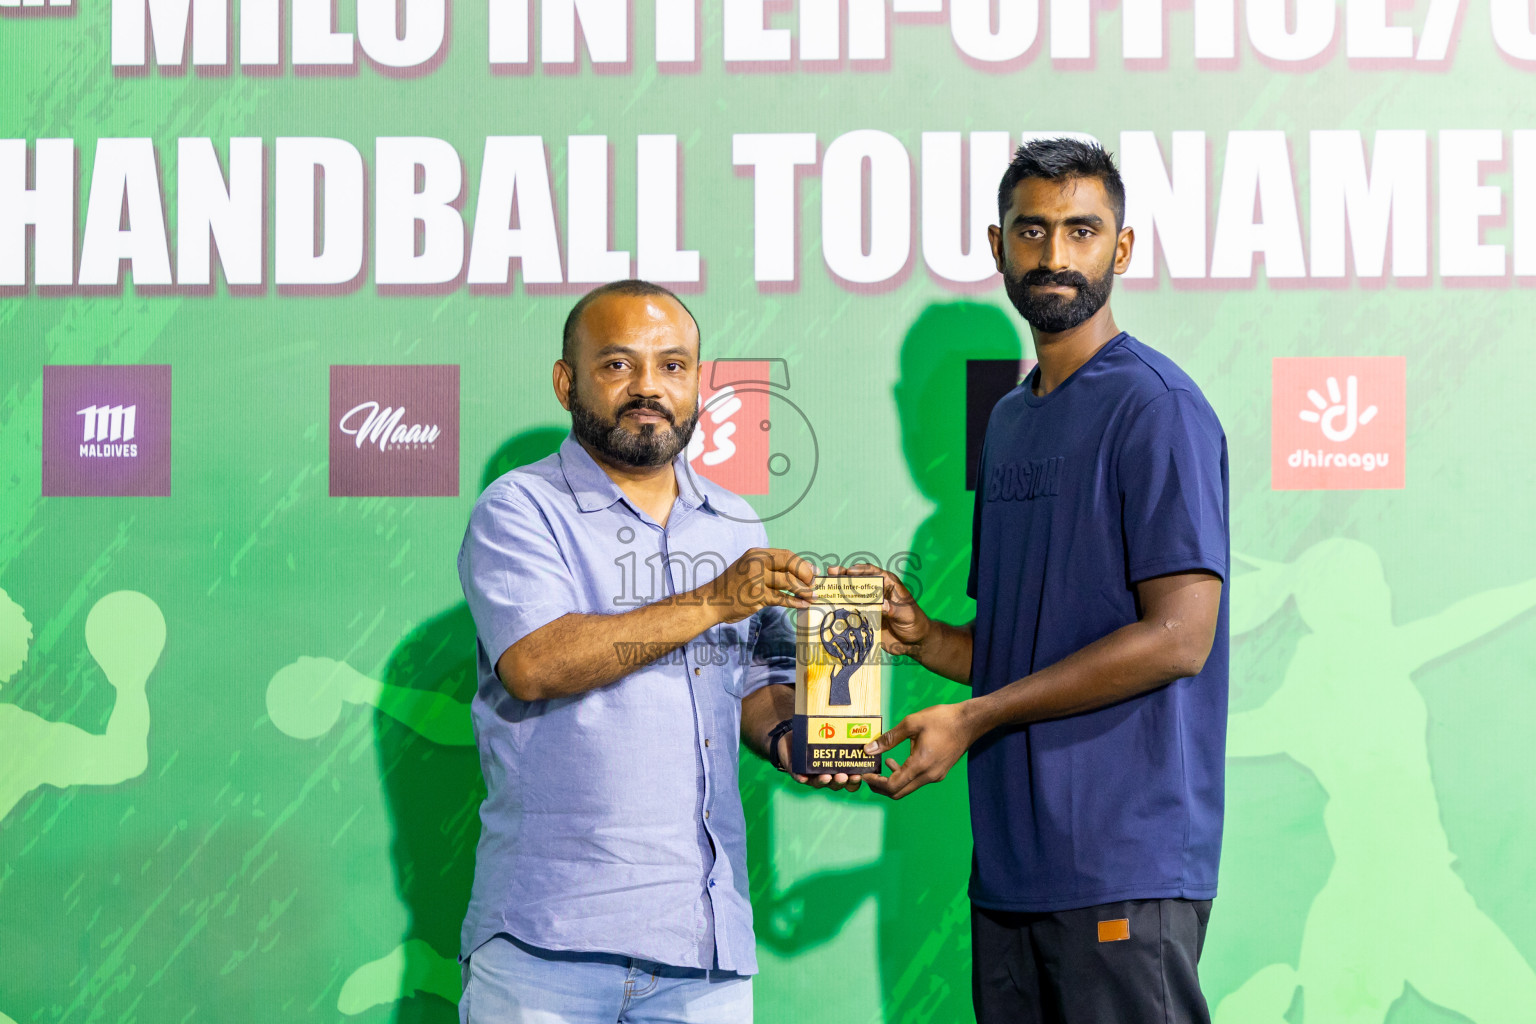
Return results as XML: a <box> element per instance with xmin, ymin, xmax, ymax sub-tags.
<box><xmin>991</xmin><ymin>174</ymin><xmax>1125</xmax><ymax>335</ymax></box>
<box><xmin>1002</xmin><ymin>260</ymin><xmax>1116</xmax><ymax>334</ymax></box>
<box><xmin>568</xmin><ymin>379</ymin><xmax>699</xmax><ymax>469</ymax></box>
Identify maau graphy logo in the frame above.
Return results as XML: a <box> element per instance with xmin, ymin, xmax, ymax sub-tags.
<box><xmin>1272</xmin><ymin>357</ymin><xmax>1406</xmax><ymax>490</ymax></box>
<box><xmin>43</xmin><ymin>365</ymin><xmax>171</xmax><ymax>497</ymax></box>
<box><xmin>329</xmin><ymin>365</ymin><xmax>459</xmax><ymax>497</ymax></box>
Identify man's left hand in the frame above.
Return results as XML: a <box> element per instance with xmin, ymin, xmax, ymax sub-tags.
<box><xmin>861</xmin><ymin>702</ymin><xmax>982</xmax><ymax>800</ymax></box>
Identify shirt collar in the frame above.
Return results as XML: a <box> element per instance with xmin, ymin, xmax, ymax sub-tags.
<box><xmin>558</xmin><ymin>432</ymin><xmax>714</xmax><ymax>516</ymax></box>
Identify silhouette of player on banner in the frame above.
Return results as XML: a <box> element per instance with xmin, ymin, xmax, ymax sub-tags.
<box><xmin>0</xmin><ymin>587</ymin><xmax>165</xmax><ymax>822</ymax></box>
<box><xmin>265</xmin><ymin>652</ymin><xmax>469</xmax><ymax>1014</ymax></box>
<box><xmin>1216</xmin><ymin>540</ymin><xmax>1536</xmax><ymax>1024</ymax></box>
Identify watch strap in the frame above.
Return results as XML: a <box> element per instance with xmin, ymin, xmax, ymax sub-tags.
<box><xmin>765</xmin><ymin>718</ymin><xmax>795</xmax><ymax>773</ymax></box>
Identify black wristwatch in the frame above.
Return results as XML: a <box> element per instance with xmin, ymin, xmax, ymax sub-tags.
<box><xmin>765</xmin><ymin>718</ymin><xmax>795</xmax><ymax>773</ymax></box>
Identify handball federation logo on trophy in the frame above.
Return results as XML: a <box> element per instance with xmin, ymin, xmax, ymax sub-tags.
<box><xmin>42</xmin><ymin>365</ymin><xmax>171</xmax><ymax>497</ymax></box>
<box><xmin>1272</xmin><ymin>357</ymin><xmax>1405</xmax><ymax>491</ymax></box>
<box><xmin>329</xmin><ymin>365</ymin><xmax>459</xmax><ymax>497</ymax></box>
<box><xmin>820</xmin><ymin>607</ymin><xmax>874</xmax><ymax>706</ymax></box>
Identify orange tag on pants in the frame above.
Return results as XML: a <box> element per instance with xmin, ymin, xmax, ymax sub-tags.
<box><xmin>1097</xmin><ymin>918</ymin><xmax>1130</xmax><ymax>943</ymax></box>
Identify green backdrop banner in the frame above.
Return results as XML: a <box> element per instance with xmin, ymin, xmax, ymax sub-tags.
<box><xmin>4</xmin><ymin>2</ymin><xmax>1536</xmax><ymax>1022</ymax></box>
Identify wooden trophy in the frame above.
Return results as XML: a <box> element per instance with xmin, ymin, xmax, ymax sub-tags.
<box><xmin>791</xmin><ymin>575</ymin><xmax>883</xmax><ymax>775</ymax></box>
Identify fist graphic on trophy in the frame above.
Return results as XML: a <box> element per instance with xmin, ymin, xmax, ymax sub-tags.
<box><xmin>819</xmin><ymin>608</ymin><xmax>874</xmax><ymax>706</ymax></box>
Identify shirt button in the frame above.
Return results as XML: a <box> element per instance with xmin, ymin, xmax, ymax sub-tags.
<box><xmin>704</xmin><ymin>810</ymin><xmax>711</xmax><ymax>819</ymax></box>
<box><xmin>704</xmin><ymin>738</ymin><xmax>712</xmax><ymax>747</ymax></box>
<box><xmin>693</xmin><ymin>667</ymin><xmax>701</xmax><ymax>676</ymax></box>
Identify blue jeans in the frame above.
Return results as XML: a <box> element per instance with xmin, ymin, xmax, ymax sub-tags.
<box><xmin>460</xmin><ymin>934</ymin><xmax>753</xmax><ymax>1024</ymax></box>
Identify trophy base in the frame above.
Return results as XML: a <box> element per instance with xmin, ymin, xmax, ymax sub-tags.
<box><xmin>790</xmin><ymin>714</ymin><xmax>882</xmax><ymax>775</ymax></box>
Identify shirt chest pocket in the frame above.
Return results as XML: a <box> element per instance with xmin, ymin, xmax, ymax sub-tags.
<box><xmin>697</xmin><ymin>621</ymin><xmax>754</xmax><ymax>698</ymax></box>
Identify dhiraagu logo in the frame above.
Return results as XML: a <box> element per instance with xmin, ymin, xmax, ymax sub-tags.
<box><xmin>1272</xmin><ymin>357</ymin><xmax>1405</xmax><ymax>490</ymax></box>
<box><xmin>1298</xmin><ymin>375</ymin><xmax>1376</xmax><ymax>442</ymax></box>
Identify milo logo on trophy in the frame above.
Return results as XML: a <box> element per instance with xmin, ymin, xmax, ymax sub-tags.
<box><xmin>792</xmin><ymin>576</ymin><xmax>883</xmax><ymax>775</ymax></box>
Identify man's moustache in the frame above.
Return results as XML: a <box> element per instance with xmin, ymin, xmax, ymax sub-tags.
<box><xmin>1021</xmin><ymin>271</ymin><xmax>1089</xmax><ymax>288</ymax></box>
<box><xmin>616</xmin><ymin>400</ymin><xmax>674</xmax><ymax>424</ymax></box>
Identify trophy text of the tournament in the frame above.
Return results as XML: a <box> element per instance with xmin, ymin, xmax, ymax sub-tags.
<box><xmin>791</xmin><ymin>575</ymin><xmax>883</xmax><ymax>775</ymax></box>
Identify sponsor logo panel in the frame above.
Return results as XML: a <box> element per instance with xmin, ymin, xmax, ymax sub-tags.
<box><xmin>1272</xmin><ymin>357</ymin><xmax>1406</xmax><ymax>490</ymax></box>
<box><xmin>42</xmin><ymin>364</ymin><xmax>171</xmax><ymax>497</ymax></box>
<box><xmin>681</xmin><ymin>358</ymin><xmax>818</xmax><ymax>523</ymax></box>
<box><xmin>688</xmin><ymin>360</ymin><xmax>771</xmax><ymax>495</ymax></box>
<box><xmin>329</xmin><ymin>365</ymin><xmax>459</xmax><ymax>497</ymax></box>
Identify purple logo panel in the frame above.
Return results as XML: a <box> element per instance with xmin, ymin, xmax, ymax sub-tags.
<box><xmin>329</xmin><ymin>365</ymin><xmax>460</xmax><ymax>497</ymax></box>
<box><xmin>43</xmin><ymin>365</ymin><xmax>172</xmax><ymax>497</ymax></box>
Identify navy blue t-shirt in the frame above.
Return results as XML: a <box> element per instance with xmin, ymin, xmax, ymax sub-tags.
<box><xmin>967</xmin><ymin>332</ymin><xmax>1229</xmax><ymax>912</ymax></box>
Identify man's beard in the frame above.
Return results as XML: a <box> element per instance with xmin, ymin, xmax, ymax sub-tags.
<box><xmin>1003</xmin><ymin>261</ymin><xmax>1115</xmax><ymax>333</ymax></box>
<box><xmin>569</xmin><ymin>384</ymin><xmax>699</xmax><ymax>468</ymax></box>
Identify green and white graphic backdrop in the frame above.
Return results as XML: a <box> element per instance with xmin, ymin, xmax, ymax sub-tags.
<box><xmin>4</xmin><ymin>0</ymin><xmax>1536</xmax><ymax>1021</ymax></box>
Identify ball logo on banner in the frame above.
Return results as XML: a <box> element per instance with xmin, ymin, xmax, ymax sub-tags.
<box><xmin>1272</xmin><ymin>357</ymin><xmax>1406</xmax><ymax>490</ymax></box>
<box><xmin>42</xmin><ymin>365</ymin><xmax>171</xmax><ymax>497</ymax></box>
<box><xmin>685</xmin><ymin>359</ymin><xmax>817</xmax><ymax>522</ymax></box>
<box><xmin>688</xmin><ymin>362</ymin><xmax>771</xmax><ymax>495</ymax></box>
<box><xmin>328</xmin><ymin>365</ymin><xmax>459</xmax><ymax>497</ymax></box>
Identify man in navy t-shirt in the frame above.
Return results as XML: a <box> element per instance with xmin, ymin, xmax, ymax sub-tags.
<box><xmin>852</xmin><ymin>139</ymin><xmax>1229</xmax><ymax>1022</ymax></box>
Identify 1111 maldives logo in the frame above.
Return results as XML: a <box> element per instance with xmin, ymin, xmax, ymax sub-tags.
<box><xmin>77</xmin><ymin>404</ymin><xmax>139</xmax><ymax>458</ymax></box>
<box><xmin>1272</xmin><ymin>357</ymin><xmax>1405</xmax><ymax>490</ymax></box>
<box><xmin>43</xmin><ymin>365</ymin><xmax>172</xmax><ymax>497</ymax></box>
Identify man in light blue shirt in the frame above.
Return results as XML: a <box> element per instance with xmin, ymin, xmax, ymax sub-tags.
<box><xmin>457</xmin><ymin>280</ymin><xmax>858</xmax><ymax>1024</ymax></box>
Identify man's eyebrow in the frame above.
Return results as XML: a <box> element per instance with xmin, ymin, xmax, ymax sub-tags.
<box><xmin>1010</xmin><ymin>213</ymin><xmax>1105</xmax><ymax>229</ymax></box>
<box><xmin>591</xmin><ymin>344</ymin><xmax>694</xmax><ymax>360</ymax></box>
<box><xmin>591</xmin><ymin>344</ymin><xmax>639</xmax><ymax>359</ymax></box>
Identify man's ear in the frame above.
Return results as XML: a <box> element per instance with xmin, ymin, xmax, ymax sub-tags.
<box><xmin>988</xmin><ymin>223</ymin><xmax>1006</xmax><ymax>274</ymax></box>
<box><xmin>1114</xmin><ymin>225</ymin><xmax>1135</xmax><ymax>275</ymax></box>
<box><xmin>553</xmin><ymin>360</ymin><xmax>574</xmax><ymax>411</ymax></box>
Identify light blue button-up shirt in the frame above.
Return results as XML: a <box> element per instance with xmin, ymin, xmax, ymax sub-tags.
<box><xmin>457</xmin><ymin>433</ymin><xmax>793</xmax><ymax>974</ymax></box>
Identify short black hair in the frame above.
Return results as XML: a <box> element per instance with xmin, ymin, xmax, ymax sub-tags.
<box><xmin>996</xmin><ymin>138</ymin><xmax>1126</xmax><ymax>231</ymax></box>
<box><xmin>561</xmin><ymin>280</ymin><xmax>699</xmax><ymax>365</ymax></box>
